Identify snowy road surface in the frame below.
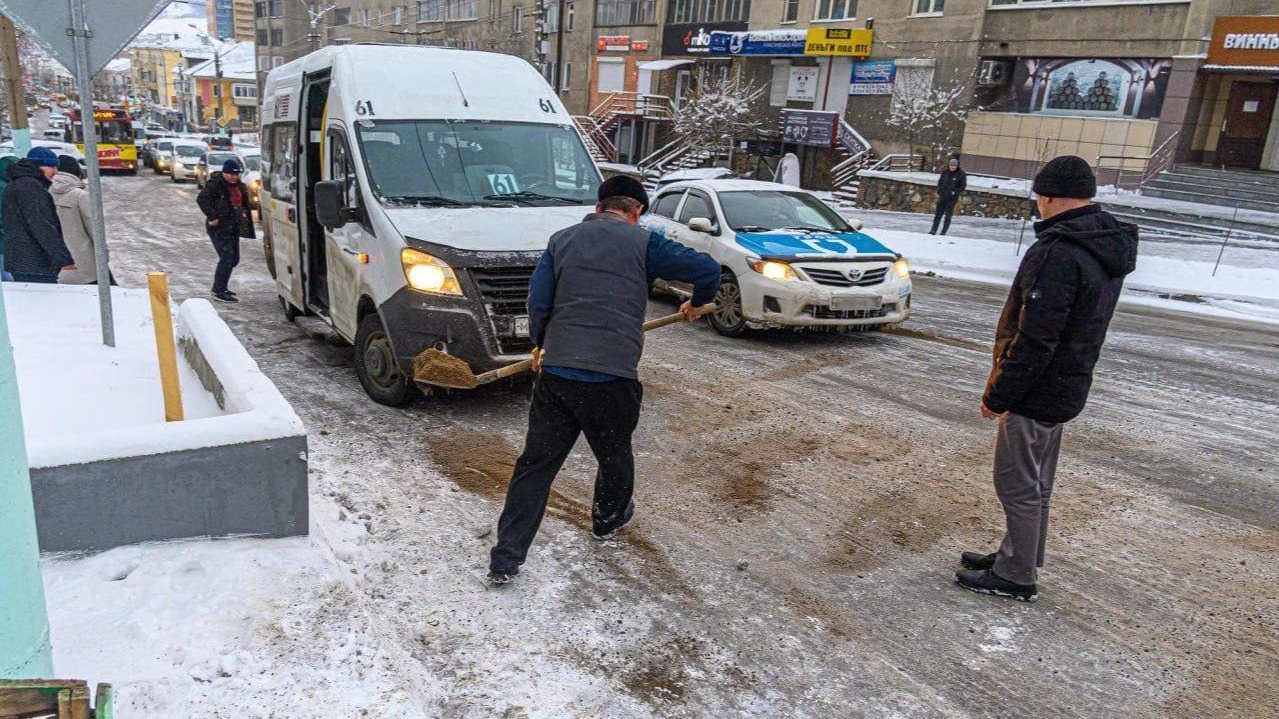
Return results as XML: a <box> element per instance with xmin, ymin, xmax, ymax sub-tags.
<box><xmin>45</xmin><ymin>172</ymin><xmax>1279</xmax><ymax>718</ymax></box>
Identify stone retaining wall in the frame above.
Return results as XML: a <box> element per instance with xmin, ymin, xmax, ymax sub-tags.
<box><xmin>857</xmin><ymin>174</ymin><xmax>1034</xmax><ymax>220</ymax></box>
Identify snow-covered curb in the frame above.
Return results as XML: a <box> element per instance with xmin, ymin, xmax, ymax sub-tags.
<box><xmin>858</xmin><ymin>169</ymin><xmax>1034</xmax><ymax>199</ymax></box>
<box><xmin>28</xmin><ymin>297</ymin><xmax>304</xmax><ymax>469</ymax></box>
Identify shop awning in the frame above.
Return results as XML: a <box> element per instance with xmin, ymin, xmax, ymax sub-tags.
<box><xmin>638</xmin><ymin>59</ymin><xmax>694</xmax><ymax>71</ymax></box>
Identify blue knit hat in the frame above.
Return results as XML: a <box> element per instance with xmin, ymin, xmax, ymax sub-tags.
<box><xmin>221</xmin><ymin>157</ymin><xmax>243</xmax><ymax>174</ymax></box>
<box><xmin>26</xmin><ymin>146</ymin><xmax>59</xmax><ymax>167</ymax></box>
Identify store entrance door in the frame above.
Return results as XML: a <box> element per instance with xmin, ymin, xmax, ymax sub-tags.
<box><xmin>1218</xmin><ymin>81</ymin><xmax>1277</xmax><ymax>168</ymax></box>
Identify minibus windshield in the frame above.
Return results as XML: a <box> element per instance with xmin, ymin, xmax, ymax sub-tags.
<box><xmin>355</xmin><ymin>120</ymin><xmax>600</xmax><ymax>207</ymax></box>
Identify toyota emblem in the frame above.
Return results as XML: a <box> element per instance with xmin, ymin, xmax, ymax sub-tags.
<box><xmin>846</xmin><ymin>268</ymin><xmax>863</xmax><ymax>281</ymax></box>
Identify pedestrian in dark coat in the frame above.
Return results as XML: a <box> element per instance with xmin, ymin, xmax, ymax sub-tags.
<box><xmin>956</xmin><ymin>155</ymin><xmax>1138</xmax><ymax>602</ymax></box>
<box><xmin>0</xmin><ymin>155</ymin><xmax>18</xmax><ymax>281</ymax></box>
<box><xmin>930</xmin><ymin>155</ymin><xmax>967</xmax><ymax>235</ymax></box>
<box><xmin>196</xmin><ymin>157</ymin><xmax>255</xmax><ymax>302</ymax></box>
<box><xmin>487</xmin><ymin>176</ymin><xmax>722</xmax><ymax>585</ymax></box>
<box><xmin>2</xmin><ymin>147</ymin><xmax>73</xmax><ymax>283</ymax></box>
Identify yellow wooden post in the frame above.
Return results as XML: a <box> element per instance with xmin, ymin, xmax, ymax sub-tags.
<box><xmin>147</xmin><ymin>272</ymin><xmax>184</xmax><ymax>422</ymax></box>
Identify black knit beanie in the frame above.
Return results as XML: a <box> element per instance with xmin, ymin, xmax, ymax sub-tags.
<box><xmin>58</xmin><ymin>155</ymin><xmax>83</xmax><ymax>178</ymax></box>
<box><xmin>597</xmin><ymin>175</ymin><xmax>649</xmax><ymax>213</ymax></box>
<box><xmin>1032</xmin><ymin>155</ymin><xmax>1096</xmax><ymax>199</ymax></box>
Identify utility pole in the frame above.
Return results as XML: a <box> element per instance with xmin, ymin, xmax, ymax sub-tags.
<box><xmin>554</xmin><ymin>0</ymin><xmax>565</xmax><ymax>95</ymax></box>
<box><xmin>0</xmin><ymin>14</ymin><xmax>31</xmax><ymax>155</ymax></box>
<box><xmin>212</xmin><ymin>43</ymin><xmax>223</xmax><ymax>133</ymax></box>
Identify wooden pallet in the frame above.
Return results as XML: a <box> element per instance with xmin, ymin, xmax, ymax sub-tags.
<box><xmin>0</xmin><ymin>681</ymin><xmax>112</xmax><ymax>719</ymax></box>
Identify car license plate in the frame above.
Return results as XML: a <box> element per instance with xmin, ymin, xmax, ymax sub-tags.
<box><xmin>832</xmin><ymin>295</ymin><xmax>881</xmax><ymax>312</ymax></box>
<box><xmin>513</xmin><ymin>316</ymin><xmax>530</xmax><ymax>337</ymax></box>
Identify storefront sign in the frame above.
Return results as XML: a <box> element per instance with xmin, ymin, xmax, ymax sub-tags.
<box><xmin>631</xmin><ymin>40</ymin><xmax>650</xmax><ymax>52</ymax></box>
<box><xmin>781</xmin><ymin>110</ymin><xmax>839</xmax><ymax>148</ymax></box>
<box><xmin>849</xmin><ymin>60</ymin><xmax>895</xmax><ymax>95</ymax></box>
<box><xmin>804</xmin><ymin>28</ymin><xmax>873</xmax><ymax>57</ymax></box>
<box><xmin>1013</xmin><ymin>57</ymin><xmax>1171</xmax><ymax>119</ymax></box>
<box><xmin>663</xmin><ymin>22</ymin><xmax>747</xmax><ymax>56</ymax></box>
<box><xmin>708</xmin><ymin>29</ymin><xmax>807</xmax><ymax>56</ymax></box>
<box><xmin>1207</xmin><ymin>16</ymin><xmax>1279</xmax><ymax>68</ymax></box>
<box><xmin>597</xmin><ymin>35</ymin><xmax>631</xmax><ymax>52</ymax></box>
<box><xmin>787</xmin><ymin>67</ymin><xmax>819</xmax><ymax>101</ymax></box>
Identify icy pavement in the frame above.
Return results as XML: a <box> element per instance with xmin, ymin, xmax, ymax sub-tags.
<box><xmin>35</xmin><ymin>172</ymin><xmax>1279</xmax><ymax>719</ymax></box>
<box><xmin>844</xmin><ymin>208</ymin><xmax>1279</xmax><ymax>324</ymax></box>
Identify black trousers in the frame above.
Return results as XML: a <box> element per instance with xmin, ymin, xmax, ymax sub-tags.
<box><xmin>931</xmin><ymin>196</ymin><xmax>958</xmax><ymax>235</ymax></box>
<box><xmin>489</xmin><ymin>372</ymin><xmax>643</xmax><ymax>573</ymax></box>
<box><xmin>10</xmin><ymin>272</ymin><xmax>57</xmax><ymax>283</ymax></box>
<box><xmin>209</xmin><ymin>230</ymin><xmax>240</xmax><ymax>294</ymax></box>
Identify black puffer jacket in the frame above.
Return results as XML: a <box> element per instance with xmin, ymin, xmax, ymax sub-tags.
<box><xmin>2</xmin><ymin>159</ymin><xmax>71</xmax><ymax>279</ymax></box>
<box><xmin>196</xmin><ymin>172</ymin><xmax>255</xmax><ymax>240</ymax></box>
<box><xmin>936</xmin><ymin>167</ymin><xmax>967</xmax><ymax>201</ymax></box>
<box><xmin>983</xmin><ymin>204</ymin><xmax>1138</xmax><ymax>424</ymax></box>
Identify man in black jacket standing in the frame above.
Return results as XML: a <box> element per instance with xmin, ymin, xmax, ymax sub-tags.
<box><xmin>956</xmin><ymin>156</ymin><xmax>1137</xmax><ymax>602</ymax></box>
<box><xmin>930</xmin><ymin>155</ymin><xmax>966</xmax><ymax>236</ymax></box>
<box><xmin>2</xmin><ymin>147</ymin><xmax>74</xmax><ymax>283</ymax></box>
<box><xmin>197</xmin><ymin>157</ymin><xmax>255</xmax><ymax>302</ymax></box>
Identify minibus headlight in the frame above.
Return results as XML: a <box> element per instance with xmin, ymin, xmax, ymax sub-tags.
<box><xmin>402</xmin><ymin>248</ymin><xmax>462</xmax><ymax>296</ymax></box>
<box><xmin>893</xmin><ymin>259</ymin><xmax>910</xmax><ymax>279</ymax></box>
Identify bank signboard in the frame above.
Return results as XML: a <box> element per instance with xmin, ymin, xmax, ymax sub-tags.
<box><xmin>708</xmin><ymin>29</ymin><xmax>807</xmax><ymax>56</ymax></box>
<box><xmin>1207</xmin><ymin>16</ymin><xmax>1279</xmax><ymax>68</ymax></box>
<box><xmin>663</xmin><ymin>22</ymin><xmax>747</xmax><ymax>56</ymax></box>
<box><xmin>850</xmin><ymin>61</ymin><xmax>895</xmax><ymax>95</ymax></box>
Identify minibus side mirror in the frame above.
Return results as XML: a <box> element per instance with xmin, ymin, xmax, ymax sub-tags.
<box><xmin>315</xmin><ymin>179</ymin><xmax>352</xmax><ymax>229</ymax></box>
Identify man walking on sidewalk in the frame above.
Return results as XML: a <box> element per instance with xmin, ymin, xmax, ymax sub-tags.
<box><xmin>929</xmin><ymin>155</ymin><xmax>966</xmax><ymax>236</ymax></box>
<box><xmin>487</xmin><ymin>176</ymin><xmax>721</xmax><ymax>585</ymax></box>
<box><xmin>197</xmin><ymin>157</ymin><xmax>255</xmax><ymax>302</ymax></box>
<box><xmin>957</xmin><ymin>156</ymin><xmax>1138</xmax><ymax>602</ymax></box>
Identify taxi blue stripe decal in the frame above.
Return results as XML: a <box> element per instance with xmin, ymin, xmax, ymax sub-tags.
<box><xmin>734</xmin><ymin>230</ymin><xmax>897</xmax><ymax>259</ymax></box>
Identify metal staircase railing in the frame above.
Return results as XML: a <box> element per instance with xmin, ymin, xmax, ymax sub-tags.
<box><xmin>572</xmin><ymin>115</ymin><xmax>617</xmax><ymax>163</ymax></box>
<box><xmin>1096</xmin><ymin>130</ymin><xmax>1181</xmax><ymax>193</ymax></box>
<box><xmin>589</xmin><ymin>92</ymin><xmax>677</xmax><ymax>135</ymax></box>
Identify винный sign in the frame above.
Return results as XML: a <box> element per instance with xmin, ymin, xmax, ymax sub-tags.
<box><xmin>1207</xmin><ymin>16</ymin><xmax>1279</xmax><ymax>68</ymax></box>
<box><xmin>804</xmin><ymin>28</ymin><xmax>873</xmax><ymax>57</ymax></box>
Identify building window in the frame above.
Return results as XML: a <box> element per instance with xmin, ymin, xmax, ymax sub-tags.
<box><xmin>257</xmin><ymin>29</ymin><xmax>268</xmax><ymax>45</ymax></box>
<box><xmin>513</xmin><ymin>6</ymin><xmax>524</xmax><ymax>31</ymax></box>
<box><xmin>912</xmin><ymin>0</ymin><xmax>943</xmax><ymax>14</ymax></box>
<box><xmin>255</xmin><ymin>1</ymin><xmax>267</xmax><ymax>17</ymax></box>
<box><xmin>543</xmin><ymin>61</ymin><xmax>557</xmax><ymax>87</ymax></box>
<box><xmin>361</xmin><ymin>8</ymin><xmax>371</xmax><ymax>25</ymax></box>
<box><xmin>595</xmin><ymin>0</ymin><xmax>656</xmax><ymax>26</ymax></box>
<box><xmin>233</xmin><ymin>83</ymin><xmax>258</xmax><ymax>99</ymax></box>
<box><xmin>814</xmin><ymin>0</ymin><xmax>855</xmax><ymax>20</ymax></box>
<box><xmin>782</xmin><ymin>0</ymin><xmax>798</xmax><ymax>21</ymax></box>
<box><xmin>268</xmin><ymin>0</ymin><xmax>283</xmax><ymax>16</ymax></box>
<box><xmin>669</xmin><ymin>0</ymin><xmax>752</xmax><ymax>24</ymax></box>
<box><xmin>270</xmin><ymin>28</ymin><xmax>284</xmax><ymax>44</ymax></box>
<box><xmin>272</xmin><ymin>55</ymin><xmax>284</xmax><ymax>68</ymax></box>
<box><xmin>332</xmin><ymin>7</ymin><xmax>351</xmax><ymax>24</ymax></box>
<box><xmin>566</xmin><ymin>2</ymin><xmax>575</xmax><ymax>29</ymax></box>
<box><xmin>546</xmin><ymin>1</ymin><xmax>559</xmax><ymax>31</ymax></box>
<box><xmin>394</xmin><ymin>5</ymin><xmax>404</xmax><ymax>23</ymax></box>
<box><xmin>561</xmin><ymin>61</ymin><xmax>571</xmax><ymax>91</ymax></box>
<box><xmin>420</xmin><ymin>0</ymin><xmax>476</xmax><ymax>20</ymax></box>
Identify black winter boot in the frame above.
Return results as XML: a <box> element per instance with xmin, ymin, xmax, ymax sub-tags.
<box><xmin>955</xmin><ymin>569</ymin><xmax>1038</xmax><ymax>602</ymax></box>
<box><xmin>961</xmin><ymin>551</ymin><xmax>996</xmax><ymax>570</ymax></box>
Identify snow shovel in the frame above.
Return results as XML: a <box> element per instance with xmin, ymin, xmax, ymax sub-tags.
<box><xmin>413</xmin><ymin>310</ymin><xmax>695</xmax><ymax>390</ymax></box>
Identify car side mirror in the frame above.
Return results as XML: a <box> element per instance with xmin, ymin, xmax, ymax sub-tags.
<box><xmin>688</xmin><ymin>217</ymin><xmax>714</xmax><ymax>233</ymax></box>
<box><xmin>315</xmin><ymin>179</ymin><xmax>352</xmax><ymax>229</ymax></box>
<box><xmin>846</xmin><ymin>218</ymin><xmax>864</xmax><ymax>231</ymax></box>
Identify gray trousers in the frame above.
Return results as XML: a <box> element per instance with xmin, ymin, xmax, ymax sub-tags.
<box><xmin>992</xmin><ymin>412</ymin><xmax>1064</xmax><ymax>586</ymax></box>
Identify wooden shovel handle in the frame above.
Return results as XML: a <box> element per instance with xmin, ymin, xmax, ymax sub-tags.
<box><xmin>641</xmin><ymin>311</ymin><xmax>689</xmax><ymax>332</ymax></box>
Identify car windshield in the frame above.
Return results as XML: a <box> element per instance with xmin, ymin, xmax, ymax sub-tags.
<box><xmin>156</xmin><ymin>141</ymin><xmax>173</xmax><ymax>151</ymax></box>
<box><xmin>242</xmin><ymin>155</ymin><xmax>261</xmax><ymax>171</ymax></box>
<box><xmin>174</xmin><ymin>145</ymin><xmax>204</xmax><ymax>158</ymax></box>
<box><xmin>354</xmin><ymin>119</ymin><xmax>599</xmax><ymax>207</ymax></box>
<box><xmin>716</xmin><ymin>190</ymin><xmax>852</xmax><ymax>233</ymax></box>
<box><xmin>207</xmin><ymin>152</ymin><xmax>237</xmax><ymax>166</ymax></box>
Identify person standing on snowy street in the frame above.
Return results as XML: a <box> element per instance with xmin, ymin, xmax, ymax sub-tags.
<box><xmin>197</xmin><ymin>157</ymin><xmax>255</xmax><ymax>302</ymax></box>
<box><xmin>487</xmin><ymin>176</ymin><xmax>721</xmax><ymax>585</ymax></box>
<box><xmin>0</xmin><ymin>155</ymin><xmax>18</xmax><ymax>281</ymax></box>
<box><xmin>930</xmin><ymin>155</ymin><xmax>966</xmax><ymax>236</ymax></box>
<box><xmin>2</xmin><ymin>147</ymin><xmax>74</xmax><ymax>283</ymax></box>
<box><xmin>957</xmin><ymin>156</ymin><xmax>1137</xmax><ymax>603</ymax></box>
<box><xmin>53</xmin><ymin>156</ymin><xmax>113</xmax><ymax>285</ymax></box>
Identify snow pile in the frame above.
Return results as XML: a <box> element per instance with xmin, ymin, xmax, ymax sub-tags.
<box><xmin>868</xmin><ymin>229</ymin><xmax>1279</xmax><ymax>323</ymax></box>
<box><xmin>6</xmin><ymin>284</ymin><xmax>303</xmax><ymax>468</ymax></box>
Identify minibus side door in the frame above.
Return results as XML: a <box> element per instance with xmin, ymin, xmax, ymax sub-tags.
<box><xmin>325</xmin><ymin>126</ymin><xmax>366</xmax><ymax>340</ymax></box>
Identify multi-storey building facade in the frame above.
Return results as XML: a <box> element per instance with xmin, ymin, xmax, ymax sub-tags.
<box><xmin>209</xmin><ymin>0</ymin><xmax>257</xmax><ymax>42</ymax></box>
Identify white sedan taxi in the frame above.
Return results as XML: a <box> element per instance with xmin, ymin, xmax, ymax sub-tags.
<box><xmin>643</xmin><ymin>180</ymin><xmax>911</xmax><ymax>336</ymax></box>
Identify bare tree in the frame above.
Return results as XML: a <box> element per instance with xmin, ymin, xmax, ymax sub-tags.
<box><xmin>886</xmin><ymin>64</ymin><xmax>970</xmax><ymax>170</ymax></box>
<box><xmin>672</xmin><ymin>74</ymin><xmax>765</xmax><ymax>159</ymax></box>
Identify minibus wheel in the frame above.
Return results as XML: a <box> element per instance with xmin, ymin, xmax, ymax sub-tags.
<box><xmin>354</xmin><ymin>313</ymin><xmax>415</xmax><ymax>407</ymax></box>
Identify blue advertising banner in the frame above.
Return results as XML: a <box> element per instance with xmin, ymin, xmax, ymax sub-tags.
<box><xmin>850</xmin><ymin>61</ymin><xmax>895</xmax><ymax>95</ymax></box>
<box><xmin>708</xmin><ymin>29</ymin><xmax>807</xmax><ymax>56</ymax></box>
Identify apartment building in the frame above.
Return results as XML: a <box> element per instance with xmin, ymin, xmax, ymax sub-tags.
<box><xmin>209</xmin><ymin>0</ymin><xmax>257</xmax><ymax>42</ymax></box>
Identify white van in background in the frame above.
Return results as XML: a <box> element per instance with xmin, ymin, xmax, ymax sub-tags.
<box><xmin>260</xmin><ymin>45</ymin><xmax>601</xmax><ymax>405</ymax></box>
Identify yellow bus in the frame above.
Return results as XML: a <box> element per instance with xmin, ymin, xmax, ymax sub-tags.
<box><xmin>68</xmin><ymin>108</ymin><xmax>139</xmax><ymax>174</ymax></box>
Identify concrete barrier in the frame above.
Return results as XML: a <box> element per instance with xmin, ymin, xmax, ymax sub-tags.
<box><xmin>29</xmin><ymin>299</ymin><xmax>308</xmax><ymax>553</ymax></box>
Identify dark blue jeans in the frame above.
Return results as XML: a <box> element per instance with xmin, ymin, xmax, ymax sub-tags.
<box><xmin>209</xmin><ymin>230</ymin><xmax>240</xmax><ymax>294</ymax></box>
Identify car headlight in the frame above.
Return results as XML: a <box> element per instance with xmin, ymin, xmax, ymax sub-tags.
<box><xmin>751</xmin><ymin>259</ymin><xmax>796</xmax><ymax>283</ymax></box>
<box><xmin>893</xmin><ymin>258</ymin><xmax>910</xmax><ymax>279</ymax></box>
<box><xmin>251</xmin><ymin>179</ymin><xmax>261</xmax><ymax>190</ymax></box>
<box><xmin>402</xmin><ymin>248</ymin><xmax>462</xmax><ymax>296</ymax></box>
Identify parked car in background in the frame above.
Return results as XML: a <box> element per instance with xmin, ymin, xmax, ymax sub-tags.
<box><xmin>169</xmin><ymin>140</ymin><xmax>208</xmax><ymax>182</ymax></box>
<box><xmin>655</xmin><ymin>166</ymin><xmax>736</xmax><ymax>190</ymax></box>
<box><xmin>41</xmin><ymin>127</ymin><xmax>65</xmax><ymax>140</ymax></box>
<box><xmin>643</xmin><ymin>179</ymin><xmax>911</xmax><ymax>336</ymax></box>
<box><xmin>238</xmin><ymin>147</ymin><xmax>262</xmax><ymax>208</ymax></box>
<box><xmin>194</xmin><ymin>150</ymin><xmax>241</xmax><ymax>188</ymax></box>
